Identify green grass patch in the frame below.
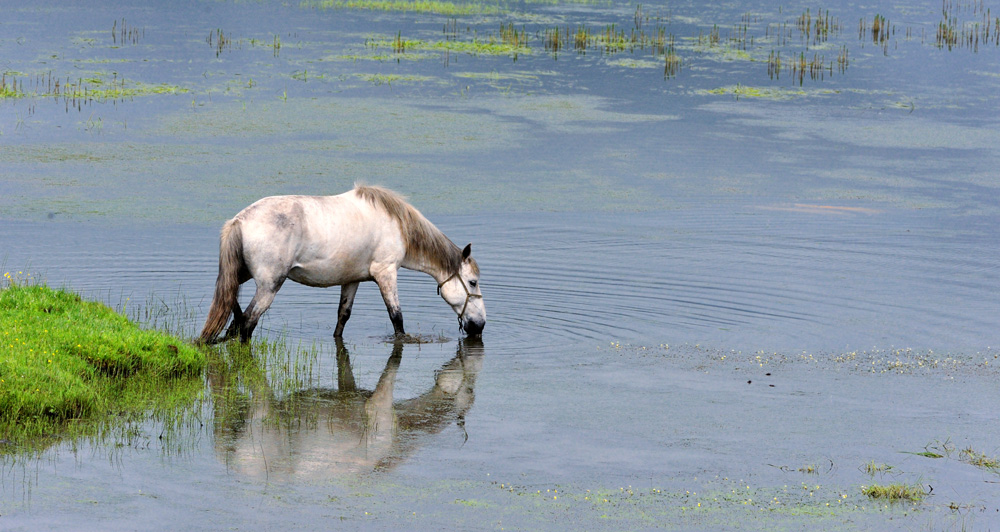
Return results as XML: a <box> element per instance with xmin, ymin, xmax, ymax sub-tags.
<box><xmin>368</xmin><ymin>35</ymin><xmax>530</xmax><ymax>57</ymax></box>
<box><xmin>59</xmin><ymin>76</ymin><xmax>189</xmax><ymax>100</ymax></box>
<box><xmin>2</xmin><ymin>73</ymin><xmax>187</xmax><ymax>102</ymax></box>
<box><xmin>861</xmin><ymin>483</ymin><xmax>926</xmax><ymax>502</ymax></box>
<box><xmin>303</xmin><ymin>0</ymin><xmax>504</xmax><ymax>16</ymax></box>
<box><xmin>0</xmin><ymin>281</ymin><xmax>204</xmax><ymax>450</ymax></box>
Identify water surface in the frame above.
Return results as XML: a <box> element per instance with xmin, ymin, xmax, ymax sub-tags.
<box><xmin>2</xmin><ymin>0</ymin><xmax>1000</xmax><ymax>529</ymax></box>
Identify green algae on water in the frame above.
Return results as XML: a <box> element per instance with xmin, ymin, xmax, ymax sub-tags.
<box><xmin>354</xmin><ymin>73</ymin><xmax>437</xmax><ymax>86</ymax></box>
<box><xmin>698</xmin><ymin>84</ymin><xmax>839</xmax><ymax>99</ymax></box>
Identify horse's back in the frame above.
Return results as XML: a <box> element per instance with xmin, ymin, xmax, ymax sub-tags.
<box><xmin>233</xmin><ymin>193</ymin><xmax>403</xmax><ymax>287</ymax></box>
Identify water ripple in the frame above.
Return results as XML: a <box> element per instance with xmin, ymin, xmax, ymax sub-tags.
<box><xmin>3</xmin><ymin>206</ymin><xmax>997</xmax><ymax>354</ymax></box>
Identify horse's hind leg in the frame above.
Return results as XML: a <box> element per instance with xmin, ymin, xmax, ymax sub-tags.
<box><xmin>334</xmin><ymin>282</ymin><xmax>360</xmax><ymax>338</ymax></box>
<box><xmin>239</xmin><ymin>277</ymin><xmax>285</xmax><ymax>343</ymax></box>
<box><xmin>223</xmin><ymin>269</ymin><xmax>252</xmax><ymax>341</ymax></box>
<box><xmin>223</xmin><ymin>300</ymin><xmax>244</xmax><ymax>341</ymax></box>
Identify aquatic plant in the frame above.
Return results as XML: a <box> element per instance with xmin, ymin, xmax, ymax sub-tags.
<box><xmin>1</xmin><ymin>73</ymin><xmax>26</xmax><ymax>99</ymax></box>
<box><xmin>544</xmin><ymin>26</ymin><xmax>562</xmax><ymax>53</ymax></box>
<box><xmin>861</xmin><ymin>461</ymin><xmax>893</xmax><ymax>475</ymax></box>
<box><xmin>370</xmin><ymin>34</ymin><xmax>529</xmax><ymax>57</ymax></box>
<box><xmin>700</xmin><ymin>84</ymin><xmax>813</xmax><ymax>99</ymax></box>
<box><xmin>767</xmin><ymin>49</ymin><xmax>781</xmax><ymax>78</ymax></box>
<box><xmin>573</xmin><ymin>25</ymin><xmax>589</xmax><ymax>51</ymax></box>
<box><xmin>249</xmin><ymin>34</ymin><xmax>282</xmax><ymax>57</ymax></box>
<box><xmin>1</xmin><ymin>71</ymin><xmax>188</xmax><ymax>112</ymax></box>
<box><xmin>303</xmin><ymin>0</ymin><xmax>504</xmax><ymax>16</ymax></box>
<box><xmin>959</xmin><ymin>447</ymin><xmax>1000</xmax><ymax>471</ymax></box>
<box><xmin>111</xmin><ymin>17</ymin><xmax>143</xmax><ymax>46</ymax></box>
<box><xmin>355</xmin><ymin>73</ymin><xmax>434</xmax><ymax>86</ymax></box>
<box><xmin>208</xmin><ymin>28</ymin><xmax>234</xmax><ymax>57</ymax></box>
<box><xmin>861</xmin><ymin>483</ymin><xmax>926</xmax><ymax>502</ymax></box>
<box><xmin>500</xmin><ymin>22</ymin><xmax>527</xmax><ymax>48</ymax></box>
<box><xmin>663</xmin><ymin>36</ymin><xmax>681</xmax><ymax>78</ymax></box>
<box><xmin>546</xmin><ymin>21</ymin><xmax>669</xmax><ymax>56</ymax></box>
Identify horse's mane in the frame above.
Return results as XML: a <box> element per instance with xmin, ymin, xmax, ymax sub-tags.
<box><xmin>354</xmin><ymin>185</ymin><xmax>465</xmax><ymax>274</ymax></box>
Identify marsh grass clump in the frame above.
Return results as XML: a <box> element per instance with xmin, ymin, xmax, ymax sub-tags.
<box><xmin>796</xmin><ymin>8</ymin><xmax>840</xmax><ymax>44</ymax></box>
<box><xmin>305</xmin><ymin>0</ymin><xmax>504</xmax><ymax>16</ymax></box>
<box><xmin>600</xmin><ymin>24</ymin><xmax>631</xmax><ymax>52</ymax></box>
<box><xmin>870</xmin><ymin>14</ymin><xmax>889</xmax><ymax>43</ymax></box>
<box><xmin>937</xmin><ymin>18</ymin><xmax>959</xmax><ymax>49</ymax></box>
<box><xmin>663</xmin><ymin>35</ymin><xmax>681</xmax><ymax>78</ymax></box>
<box><xmin>499</xmin><ymin>22</ymin><xmax>527</xmax><ymax>48</ymax></box>
<box><xmin>544</xmin><ymin>26</ymin><xmax>563</xmax><ymax>53</ymax></box>
<box><xmin>767</xmin><ymin>49</ymin><xmax>782</xmax><ymax>78</ymax></box>
<box><xmin>573</xmin><ymin>25</ymin><xmax>590</xmax><ymax>51</ymax></box>
<box><xmin>959</xmin><ymin>447</ymin><xmax>1000</xmax><ymax>471</ymax></box>
<box><xmin>0</xmin><ymin>280</ymin><xmax>204</xmax><ymax>450</ymax></box>
<box><xmin>836</xmin><ymin>44</ymin><xmax>849</xmax><ymax>71</ymax></box>
<box><xmin>1</xmin><ymin>73</ymin><xmax>25</xmax><ymax>99</ymax></box>
<box><xmin>208</xmin><ymin>28</ymin><xmax>238</xmax><ymax>57</ymax></box>
<box><xmin>861</xmin><ymin>482</ymin><xmax>926</xmax><ymax>502</ymax></box>
<box><xmin>0</xmin><ymin>71</ymin><xmax>186</xmax><ymax>111</ymax></box>
<box><xmin>249</xmin><ymin>34</ymin><xmax>283</xmax><ymax>57</ymax></box>
<box><xmin>862</xmin><ymin>461</ymin><xmax>894</xmax><ymax>475</ymax></box>
<box><xmin>931</xmin><ymin>0</ymin><xmax>1000</xmax><ymax>51</ymax></box>
<box><xmin>370</xmin><ymin>33</ymin><xmax>528</xmax><ymax>58</ymax></box>
<box><xmin>111</xmin><ymin>18</ymin><xmax>144</xmax><ymax>46</ymax></box>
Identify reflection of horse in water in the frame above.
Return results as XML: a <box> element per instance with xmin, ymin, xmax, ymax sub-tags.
<box><xmin>210</xmin><ymin>339</ymin><xmax>483</xmax><ymax>479</ymax></box>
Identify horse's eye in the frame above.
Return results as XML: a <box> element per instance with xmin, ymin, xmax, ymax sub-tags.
<box><xmin>469</xmin><ymin>280</ymin><xmax>478</xmax><ymax>288</ymax></box>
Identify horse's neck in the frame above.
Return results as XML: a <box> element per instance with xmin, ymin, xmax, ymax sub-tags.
<box><xmin>401</xmin><ymin>254</ymin><xmax>451</xmax><ymax>284</ymax></box>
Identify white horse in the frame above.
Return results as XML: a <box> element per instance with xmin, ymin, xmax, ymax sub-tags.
<box><xmin>199</xmin><ymin>185</ymin><xmax>485</xmax><ymax>343</ymax></box>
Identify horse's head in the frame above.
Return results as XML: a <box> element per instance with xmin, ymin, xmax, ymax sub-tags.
<box><xmin>438</xmin><ymin>243</ymin><xmax>486</xmax><ymax>336</ymax></box>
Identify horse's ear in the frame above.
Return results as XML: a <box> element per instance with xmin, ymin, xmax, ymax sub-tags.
<box><xmin>462</xmin><ymin>243</ymin><xmax>472</xmax><ymax>260</ymax></box>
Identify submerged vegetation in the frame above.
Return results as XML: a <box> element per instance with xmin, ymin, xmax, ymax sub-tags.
<box><xmin>0</xmin><ymin>278</ymin><xmax>204</xmax><ymax>450</ymax></box>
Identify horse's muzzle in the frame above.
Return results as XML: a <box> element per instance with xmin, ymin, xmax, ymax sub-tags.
<box><xmin>463</xmin><ymin>319</ymin><xmax>485</xmax><ymax>337</ymax></box>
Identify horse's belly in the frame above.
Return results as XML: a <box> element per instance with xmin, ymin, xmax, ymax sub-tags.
<box><xmin>287</xmin><ymin>262</ymin><xmax>370</xmax><ymax>287</ymax></box>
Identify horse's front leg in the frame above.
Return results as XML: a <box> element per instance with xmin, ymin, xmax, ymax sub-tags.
<box><xmin>334</xmin><ymin>282</ymin><xmax>360</xmax><ymax>338</ymax></box>
<box><xmin>372</xmin><ymin>269</ymin><xmax>405</xmax><ymax>337</ymax></box>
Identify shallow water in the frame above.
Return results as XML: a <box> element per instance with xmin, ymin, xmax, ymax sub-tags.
<box><xmin>3</xmin><ymin>0</ymin><xmax>1000</xmax><ymax>529</ymax></box>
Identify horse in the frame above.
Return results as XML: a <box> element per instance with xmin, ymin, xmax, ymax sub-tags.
<box><xmin>198</xmin><ymin>185</ymin><xmax>485</xmax><ymax>344</ymax></box>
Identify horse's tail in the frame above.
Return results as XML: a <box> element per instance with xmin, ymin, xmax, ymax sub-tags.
<box><xmin>199</xmin><ymin>220</ymin><xmax>244</xmax><ymax>344</ymax></box>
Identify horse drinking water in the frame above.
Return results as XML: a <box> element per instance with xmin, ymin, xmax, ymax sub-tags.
<box><xmin>199</xmin><ymin>185</ymin><xmax>485</xmax><ymax>343</ymax></box>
